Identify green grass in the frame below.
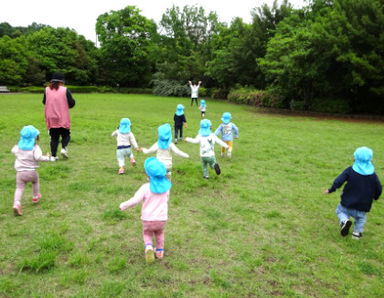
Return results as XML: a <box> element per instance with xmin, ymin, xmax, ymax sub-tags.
<box><xmin>1</xmin><ymin>93</ymin><xmax>384</xmax><ymax>297</ymax></box>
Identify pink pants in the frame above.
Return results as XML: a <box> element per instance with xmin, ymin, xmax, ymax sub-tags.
<box><xmin>142</xmin><ymin>220</ymin><xmax>166</xmax><ymax>249</ymax></box>
<box><xmin>14</xmin><ymin>171</ymin><xmax>39</xmax><ymax>206</ymax></box>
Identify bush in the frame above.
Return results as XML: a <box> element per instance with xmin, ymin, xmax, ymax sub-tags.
<box><xmin>152</xmin><ymin>80</ymin><xmax>190</xmax><ymax>97</ymax></box>
<box><xmin>259</xmin><ymin>88</ymin><xmax>287</xmax><ymax>109</ymax></box>
<box><xmin>310</xmin><ymin>98</ymin><xmax>352</xmax><ymax>114</ymax></box>
<box><xmin>289</xmin><ymin>100</ymin><xmax>307</xmax><ymax>111</ymax></box>
<box><xmin>211</xmin><ymin>88</ymin><xmax>229</xmax><ymax>100</ymax></box>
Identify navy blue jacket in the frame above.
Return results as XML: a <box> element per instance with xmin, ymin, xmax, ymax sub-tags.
<box><xmin>328</xmin><ymin>167</ymin><xmax>382</xmax><ymax>212</ymax></box>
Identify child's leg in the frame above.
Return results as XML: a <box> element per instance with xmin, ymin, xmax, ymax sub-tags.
<box><xmin>226</xmin><ymin>141</ymin><xmax>233</xmax><ymax>158</ymax></box>
<box><xmin>142</xmin><ymin>221</ymin><xmax>155</xmax><ymax>263</ymax></box>
<box><xmin>201</xmin><ymin>157</ymin><xmax>209</xmax><ymax>177</ymax></box>
<box><xmin>174</xmin><ymin>126</ymin><xmax>179</xmax><ymax>141</ymax></box>
<box><xmin>154</xmin><ymin>221</ymin><xmax>166</xmax><ymax>258</ymax></box>
<box><xmin>31</xmin><ymin>172</ymin><xmax>40</xmax><ymax>198</ymax></box>
<box><xmin>179</xmin><ymin>126</ymin><xmax>183</xmax><ymax>140</ymax></box>
<box><xmin>352</xmin><ymin>210</ymin><xmax>367</xmax><ymax>234</ymax></box>
<box><xmin>116</xmin><ymin>149</ymin><xmax>125</xmax><ymax>167</ymax></box>
<box><xmin>336</xmin><ymin>203</ymin><xmax>350</xmax><ymax>225</ymax></box>
<box><xmin>14</xmin><ymin>172</ymin><xmax>27</xmax><ymax>207</ymax></box>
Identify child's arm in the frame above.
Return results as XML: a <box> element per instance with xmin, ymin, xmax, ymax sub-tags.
<box><xmin>119</xmin><ymin>184</ymin><xmax>146</xmax><ymax>210</ymax></box>
<box><xmin>11</xmin><ymin>145</ymin><xmax>18</xmax><ymax>155</ymax></box>
<box><xmin>129</xmin><ymin>133</ymin><xmax>140</xmax><ymax>151</ymax></box>
<box><xmin>185</xmin><ymin>135</ymin><xmax>200</xmax><ymax>144</ymax></box>
<box><xmin>33</xmin><ymin>145</ymin><xmax>50</xmax><ymax>162</ymax></box>
<box><xmin>213</xmin><ymin>135</ymin><xmax>229</xmax><ymax>148</ymax></box>
<box><xmin>111</xmin><ymin>130</ymin><xmax>118</xmax><ymax>137</ymax></box>
<box><xmin>232</xmin><ymin>123</ymin><xmax>239</xmax><ymax>138</ymax></box>
<box><xmin>374</xmin><ymin>175</ymin><xmax>382</xmax><ymax>200</ymax></box>
<box><xmin>327</xmin><ymin>168</ymin><xmax>350</xmax><ymax>193</ymax></box>
<box><xmin>170</xmin><ymin>143</ymin><xmax>189</xmax><ymax>158</ymax></box>
<box><xmin>183</xmin><ymin>115</ymin><xmax>188</xmax><ymax>129</ymax></box>
<box><xmin>214</xmin><ymin>124</ymin><xmax>222</xmax><ymax>136</ymax></box>
<box><xmin>142</xmin><ymin>143</ymin><xmax>158</xmax><ymax>154</ymax></box>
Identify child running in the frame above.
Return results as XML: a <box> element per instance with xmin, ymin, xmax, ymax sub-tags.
<box><xmin>119</xmin><ymin>157</ymin><xmax>172</xmax><ymax>263</ymax></box>
<box><xmin>185</xmin><ymin>119</ymin><xmax>228</xmax><ymax>179</ymax></box>
<box><xmin>214</xmin><ymin>112</ymin><xmax>239</xmax><ymax>158</ymax></box>
<box><xmin>325</xmin><ymin>147</ymin><xmax>382</xmax><ymax>239</ymax></box>
<box><xmin>199</xmin><ymin>99</ymin><xmax>207</xmax><ymax>118</ymax></box>
<box><xmin>173</xmin><ymin>104</ymin><xmax>188</xmax><ymax>144</ymax></box>
<box><xmin>111</xmin><ymin>118</ymin><xmax>140</xmax><ymax>174</ymax></box>
<box><xmin>141</xmin><ymin>123</ymin><xmax>189</xmax><ymax>179</ymax></box>
<box><xmin>12</xmin><ymin>125</ymin><xmax>55</xmax><ymax>216</ymax></box>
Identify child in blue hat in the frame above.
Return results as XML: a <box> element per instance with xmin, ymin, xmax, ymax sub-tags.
<box><xmin>185</xmin><ymin>119</ymin><xmax>228</xmax><ymax>179</ymax></box>
<box><xmin>215</xmin><ymin>112</ymin><xmax>239</xmax><ymax>158</ymax></box>
<box><xmin>119</xmin><ymin>157</ymin><xmax>172</xmax><ymax>263</ymax></box>
<box><xmin>199</xmin><ymin>99</ymin><xmax>207</xmax><ymax>118</ymax></box>
<box><xmin>142</xmin><ymin>123</ymin><xmax>189</xmax><ymax>179</ymax></box>
<box><xmin>173</xmin><ymin>104</ymin><xmax>188</xmax><ymax>144</ymax></box>
<box><xmin>111</xmin><ymin>118</ymin><xmax>140</xmax><ymax>174</ymax></box>
<box><xmin>325</xmin><ymin>147</ymin><xmax>382</xmax><ymax>239</ymax></box>
<box><xmin>11</xmin><ymin>125</ymin><xmax>55</xmax><ymax>216</ymax></box>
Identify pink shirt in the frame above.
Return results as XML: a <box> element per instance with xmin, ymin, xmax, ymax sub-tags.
<box><xmin>12</xmin><ymin>145</ymin><xmax>50</xmax><ymax>171</ymax></box>
<box><xmin>119</xmin><ymin>183</ymin><xmax>169</xmax><ymax>221</ymax></box>
<box><xmin>44</xmin><ymin>86</ymin><xmax>71</xmax><ymax>130</ymax></box>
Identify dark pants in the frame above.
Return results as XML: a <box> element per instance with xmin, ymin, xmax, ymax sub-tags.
<box><xmin>174</xmin><ymin>126</ymin><xmax>183</xmax><ymax>140</ymax></box>
<box><xmin>191</xmin><ymin>97</ymin><xmax>198</xmax><ymax>106</ymax></box>
<box><xmin>49</xmin><ymin>128</ymin><xmax>70</xmax><ymax>157</ymax></box>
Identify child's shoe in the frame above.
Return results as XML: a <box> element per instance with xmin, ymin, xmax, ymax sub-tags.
<box><xmin>174</xmin><ymin>138</ymin><xmax>178</xmax><ymax>144</ymax></box>
<box><xmin>13</xmin><ymin>203</ymin><xmax>22</xmax><ymax>216</ymax></box>
<box><xmin>32</xmin><ymin>193</ymin><xmax>42</xmax><ymax>203</ymax></box>
<box><xmin>155</xmin><ymin>248</ymin><xmax>164</xmax><ymax>260</ymax></box>
<box><xmin>214</xmin><ymin>163</ymin><xmax>221</xmax><ymax>175</ymax></box>
<box><xmin>203</xmin><ymin>176</ymin><xmax>209</xmax><ymax>179</ymax></box>
<box><xmin>221</xmin><ymin>151</ymin><xmax>224</xmax><ymax>157</ymax></box>
<box><xmin>340</xmin><ymin>220</ymin><xmax>352</xmax><ymax>236</ymax></box>
<box><xmin>227</xmin><ymin>151</ymin><xmax>232</xmax><ymax>158</ymax></box>
<box><xmin>130</xmin><ymin>158</ymin><xmax>136</xmax><ymax>167</ymax></box>
<box><xmin>352</xmin><ymin>231</ymin><xmax>362</xmax><ymax>240</ymax></box>
<box><xmin>118</xmin><ymin>167</ymin><xmax>124</xmax><ymax>175</ymax></box>
<box><xmin>145</xmin><ymin>245</ymin><xmax>155</xmax><ymax>264</ymax></box>
<box><xmin>60</xmin><ymin>148</ymin><xmax>69</xmax><ymax>159</ymax></box>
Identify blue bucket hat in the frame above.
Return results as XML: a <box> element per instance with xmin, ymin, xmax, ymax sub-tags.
<box><xmin>18</xmin><ymin>125</ymin><xmax>40</xmax><ymax>150</ymax></box>
<box><xmin>158</xmin><ymin>123</ymin><xmax>172</xmax><ymax>149</ymax></box>
<box><xmin>144</xmin><ymin>157</ymin><xmax>172</xmax><ymax>194</ymax></box>
<box><xmin>199</xmin><ymin>119</ymin><xmax>212</xmax><ymax>137</ymax></box>
<box><xmin>200</xmin><ymin>99</ymin><xmax>206</xmax><ymax>107</ymax></box>
<box><xmin>175</xmin><ymin>104</ymin><xmax>184</xmax><ymax>116</ymax></box>
<box><xmin>119</xmin><ymin>118</ymin><xmax>131</xmax><ymax>134</ymax></box>
<box><xmin>221</xmin><ymin>112</ymin><xmax>232</xmax><ymax>124</ymax></box>
<box><xmin>352</xmin><ymin>147</ymin><xmax>374</xmax><ymax>175</ymax></box>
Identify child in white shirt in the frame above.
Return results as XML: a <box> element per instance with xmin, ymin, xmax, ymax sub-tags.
<box><xmin>199</xmin><ymin>99</ymin><xmax>207</xmax><ymax>118</ymax></box>
<box><xmin>111</xmin><ymin>118</ymin><xmax>140</xmax><ymax>174</ymax></box>
<box><xmin>185</xmin><ymin>119</ymin><xmax>228</xmax><ymax>179</ymax></box>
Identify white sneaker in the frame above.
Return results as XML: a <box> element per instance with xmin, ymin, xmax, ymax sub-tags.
<box><xmin>60</xmin><ymin>148</ymin><xmax>69</xmax><ymax>159</ymax></box>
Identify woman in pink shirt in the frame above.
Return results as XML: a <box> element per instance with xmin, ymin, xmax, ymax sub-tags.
<box><xmin>119</xmin><ymin>157</ymin><xmax>172</xmax><ymax>263</ymax></box>
<box><xmin>43</xmin><ymin>73</ymin><xmax>75</xmax><ymax>159</ymax></box>
<box><xmin>11</xmin><ymin>125</ymin><xmax>55</xmax><ymax>216</ymax></box>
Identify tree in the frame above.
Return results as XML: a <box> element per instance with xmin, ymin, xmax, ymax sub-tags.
<box><xmin>96</xmin><ymin>6</ymin><xmax>159</xmax><ymax>87</ymax></box>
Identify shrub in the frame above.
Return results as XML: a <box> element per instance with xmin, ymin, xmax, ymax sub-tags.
<box><xmin>310</xmin><ymin>98</ymin><xmax>352</xmax><ymax>114</ymax></box>
<box><xmin>259</xmin><ymin>88</ymin><xmax>287</xmax><ymax>109</ymax></box>
<box><xmin>290</xmin><ymin>100</ymin><xmax>307</xmax><ymax>111</ymax></box>
<box><xmin>152</xmin><ymin>80</ymin><xmax>190</xmax><ymax>97</ymax></box>
<box><xmin>211</xmin><ymin>88</ymin><xmax>229</xmax><ymax>100</ymax></box>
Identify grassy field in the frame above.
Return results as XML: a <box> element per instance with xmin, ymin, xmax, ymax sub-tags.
<box><xmin>0</xmin><ymin>93</ymin><xmax>383</xmax><ymax>297</ymax></box>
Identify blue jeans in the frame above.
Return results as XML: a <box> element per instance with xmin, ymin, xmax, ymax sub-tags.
<box><xmin>116</xmin><ymin>148</ymin><xmax>133</xmax><ymax>167</ymax></box>
<box><xmin>336</xmin><ymin>203</ymin><xmax>367</xmax><ymax>233</ymax></box>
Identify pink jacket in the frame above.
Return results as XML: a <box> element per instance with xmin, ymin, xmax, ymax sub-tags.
<box><xmin>44</xmin><ymin>86</ymin><xmax>71</xmax><ymax>130</ymax></box>
<box><xmin>12</xmin><ymin>145</ymin><xmax>50</xmax><ymax>171</ymax></box>
<box><xmin>119</xmin><ymin>183</ymin><xmax>169</xmax><ymax>221</ymax></box>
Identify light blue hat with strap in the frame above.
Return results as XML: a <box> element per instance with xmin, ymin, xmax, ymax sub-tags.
<box><xmin>199</xmin><ymin>119</ymin><xmax>212</xmax><ymax>137</ymax></box>
<box><xmin>221</xmin><ymin>112</ymin><xmax>232</xmax><ymax>124</ymax></box>
<box><xmin>175</xmin><ymin>104</ymin><xmax>184</xmax><ymax>116</ymax></box>
<box><xmin>144</xmin><ymin>157</ymin><xmax>172</xmax><ymax>194</ymax></box>
<box><xmin>119</xmin><ymin>118</ymin><xmax>131</xmax><ymax>134</ymax></box>
<box><xmin>18</xmin><ymin>125</ymin><xmax>40</xmax><ymax>150</ymax></box>
<box><xmin>158</xmin><ymin>123</ymin><xmax>172</xmax><ymax>149</ymax></box>
<box><xmin>200</xmin><ymin>99</ymin><xmax>206</xmax><ymax>107</ymax></box>
<box><xmin>352</xmin><ymin>147</ymin><xmax>374</xmax><ymax>175</ymax></box>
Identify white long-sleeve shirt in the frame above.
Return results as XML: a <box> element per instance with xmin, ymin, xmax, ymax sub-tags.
<box><xmin>12</xmin><ymin>145</ymin><xmax>50</xmax><ymax>171</ymax></box>
<box><xmin>185</xmin><ymin>133</ymin><xmax>228</xmax><ymax>157</ymax></box>
<box><xmin>142</xmin><ymin>142</ymin><xmax>189</xmax><ymax>169</ymax></box>
<box><xmin>111</xmin><ymin>130</ymin><xmax>138</xmax><ymax>148</ymax></box>
<box><xmin>190</xmin><ymin>85</ymin><xmax>200</xmax><ymax>98</ymax></box>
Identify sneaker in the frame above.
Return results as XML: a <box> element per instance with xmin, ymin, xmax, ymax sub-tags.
<box><xmin>221</xmin><ymin>152</ymin><xmax>224</xmax><ymax>157</ymax></box>
<box><xmin>214</xmin><ymin>163</ymin><xmax>221</xmax><ymax>175</ymax></box>
<box><xmin>352</xmin><ymin>231</ymin><xmax>362</xmax><ymax>240</ymax></box>
<box><xmin>174</xmin><ymin>139</ymin><xmax>178</xmax><ymax>144</ymax></box>
<box><xmin>118</xmin><ymin>167</ymin><xmax>124</xmax><ymax>175</ymax></box>
<box><xmin>227</xmin><ymin>151</ymin><xmax>232</xmax><ymax>159</ymax></box>
<box><xmin>32</xmin><ymin>193</ymin><xmax>42</xmax><ymax>203</ymax></box>
<box><xmin>340</xmin><ymin>220</ymin><xmax>352</xmax><ymax>236</ymax></box>
<box><xmin>155</xmin><ymin>248</ymin><xmax>164</xmax><ymax>259</ymax></box>
<box><xmin>145</xmin><ymin>246</ymin><xmax>155</xmax><ymax>264</ymax></box>
<box><xmin>130</xmin><ymin>158</ymin><xmax>136</xmax><ymax>167</ymax></box>
<box><xmin>13</xmin><ymin>204</ymin><xmax>22</xmax><ymax>216</ymax></box>
<box><xmin>60</xmin><ymin>148</ymin><xmax>68</xmax><ymax>159</ymax></box>
<box><xmin>52</xmin><ymin>156</ymin><xmax>59</xmax><ymax>160</ymax></box>
<box><xmin>203</xmin><ymin>176</ymin><xmax>209</xmax><ymax>179</ymax></box>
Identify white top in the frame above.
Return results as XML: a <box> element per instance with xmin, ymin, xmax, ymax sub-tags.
<box><xmin>199</xmin><ymin>105</ymin><xmax>206</xmax><ymax>112</ymax></box>
<box><xmin>190</xmin><ymin>85</ymin><xmax>200</xmax><ymax>98</ymax></box>
<box><xmin>142</xmin><ymin>142</ymin><xmax>189</xmax><ymax>169</ymax></box>
<box><xmin>12</xmin><ymin>145</ymin><xmax>50</xmax><ymax>171</ymax></box>
<box><xmin>185</xmin><ymin>133</ymin><xmax>228</xmax><ymax>157</ymax></box>
<box><xmin>111</xmin><ymin>130</ymin><xmax>138</xmax><ymax>148</ymax></box>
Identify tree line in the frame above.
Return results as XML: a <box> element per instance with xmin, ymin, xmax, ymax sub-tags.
<box><xmin>0</xmin><ymin>0</ymin><xmax>383</xmax><ymax>114</ymax></box>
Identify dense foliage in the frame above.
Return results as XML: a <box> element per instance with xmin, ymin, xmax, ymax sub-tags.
<box><xmin>0</xmin><ymin>0</ymin><xmax>383</xmax><ymax>113</ymax></box>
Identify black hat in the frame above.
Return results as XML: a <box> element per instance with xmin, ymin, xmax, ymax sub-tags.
<box><xmin>50</xmin><ymin>72</ymin><xmax>65</xmax><ymax>82</ymax></box>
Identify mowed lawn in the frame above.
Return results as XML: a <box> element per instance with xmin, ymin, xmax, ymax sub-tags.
<box><xmin>0</xmin><ymin>93</ymin><xmax>383</xmax><ymax>297</ymax></box>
